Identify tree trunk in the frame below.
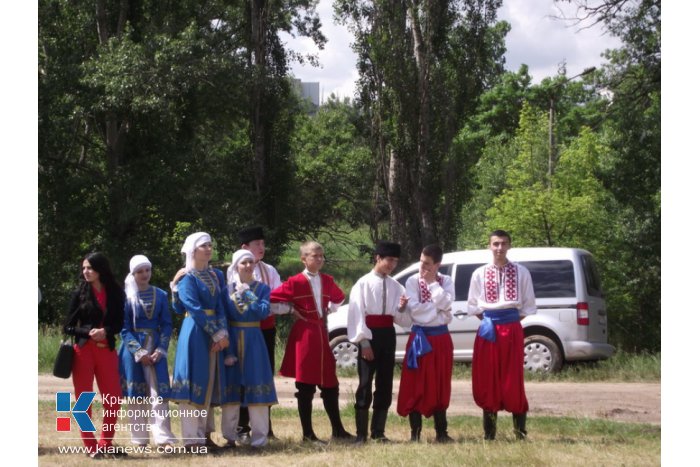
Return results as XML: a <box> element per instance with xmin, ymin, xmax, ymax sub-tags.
<box><xmin>408</xmin><ymin>2</ymin><xmax>437</xmax><ymax>248</ymax></box>
<box><xmin>251</xmin><ymin>0</ymin><xmax>268</xmax><ymax>202</ymax></box>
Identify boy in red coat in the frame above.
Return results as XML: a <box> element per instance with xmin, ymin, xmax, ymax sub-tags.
<box><xmin>270</xmin><ymin>241</ymin><xmax>352</xmax><ymax>443</ymax></box>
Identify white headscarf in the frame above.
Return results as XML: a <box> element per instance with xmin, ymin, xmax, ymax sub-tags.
<box><xmin>226</xmin><ymin>249</ymin><xmax>255</xmax><ymax>288</ymax></box>
<box><xmin>181</xmin><ymin>232</ymin><xmax>212</xmax><ymax>272</ymax></box>
<box><xmin>125</xmin><ymin>255</ymin><xmax>152</xmax><ymax>303</ymax></box>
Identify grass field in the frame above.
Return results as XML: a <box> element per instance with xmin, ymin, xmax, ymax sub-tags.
<box><xmin>38</xmin><ymin>401</ymin><xmax>660</xmax><ymax>466</ymax></box>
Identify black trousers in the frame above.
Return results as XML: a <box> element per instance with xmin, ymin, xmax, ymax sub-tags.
<box><xmin>239</xmin><ymin>326</ymin><xmax>277</xmax><ymax>430</ymax></box>
<box><xmin>354</xmin><ymin>327</ymin><xmax>396</xmax><ymax>411</ymax></box>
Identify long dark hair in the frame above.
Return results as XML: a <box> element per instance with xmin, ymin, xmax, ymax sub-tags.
<box><xmin>78</xmin><ymin>252</ymin><xmax>123</xmax><ymax>306</ymax></box>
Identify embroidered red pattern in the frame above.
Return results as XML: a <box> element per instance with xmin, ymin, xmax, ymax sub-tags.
<box><xmin>419</xmin><ymin>275</ymin><xmax>443</xmax><ymax>303</ymax></box>
<box><xmin>484</xmin><ymin>263</ymin><xmax>518</xmax><ymax>303</ymax></box>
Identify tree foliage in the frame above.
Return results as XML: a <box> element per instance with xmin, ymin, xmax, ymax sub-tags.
<box><xmin>336</xmin><ymin>0</ymin><xmax>507</xmax><ymax>260</ymax></box>
<box><xmin>38</xmin><ymin>0</ymin><xmax>324</xmax><ymax>324</ymax></box>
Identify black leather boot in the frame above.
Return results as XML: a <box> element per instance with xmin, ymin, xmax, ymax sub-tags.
<box><xmin>512</xmin><ymin>413</ymin><xmax>527</xmax><ymax>440</ymax></box>
<box><xmin>434</xmin><ymin>410</ymin><xmax>454</xmax><ymax>443</ymax></box>
<box><xmin>483</xmin><ymin>411</ymin><xmax>497</xmax><ymax>440</ymax></box>
<box><xmin>370</xmin><ymin>410</ymin><xmax>390</xmax><ymax>442</ymax></box>
<box><xmin>321</xmin><ymin>388</ymin><xmax>353</xmax><ymax>440</ymax></box>
<box><xmin>409</xmin><ymin>411</ymin><xmax>422</xmax><ymax>442</ymax></box>
<box><xmin>297</xmin><ymin>393</ymin><xmax>321</xmax><ymax>443</ymax></box>
<box><xmin>354</xmin><ymin>409</ymin><xmax>369</xmax><ymax>444</ymax></box>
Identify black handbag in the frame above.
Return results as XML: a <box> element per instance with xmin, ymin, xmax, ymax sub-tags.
<box><xmin>53</xmin><ymin>338</ymin><xmax>75</xmax><ymax>379</ymax></box>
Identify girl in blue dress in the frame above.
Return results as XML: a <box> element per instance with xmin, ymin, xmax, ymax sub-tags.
<box><xmin>170</xmin><ymin>232</ymin><xmax>231</xmax><ymax>451</ymax></box>
<box><xmin>221</xmin><ymin>249</ymin><xmax>278</xmax><ymax>448</ymax></box>
<box><xmin>119</xmin><ymin>255</ymin><xmax>177</xmax><ymax>447</ymax></box>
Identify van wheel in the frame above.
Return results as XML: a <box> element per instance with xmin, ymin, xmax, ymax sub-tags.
<box><xmin>330</xmin><ymin>335</ymin><xmax>358</xmax><ymax>369</ymax></box>
<box><xmin>524</xmin><ymin>335</ymin><xmax>563</xmax><ymax>373</ymax></box>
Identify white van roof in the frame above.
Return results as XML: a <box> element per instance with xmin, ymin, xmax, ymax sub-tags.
<box><xmin>440</xmin><ymin>247</ymin><xmax>592</xmax><ymax>265</ymax></box>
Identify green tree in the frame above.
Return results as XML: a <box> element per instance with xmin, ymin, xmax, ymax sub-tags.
<box><xmin>336</xmin><ymin>0</ymin><xmax>507</xmax><ymax>259</ymax></box>
<box><xmin>38</xmin><ymin>0</ymin><xmax>324</xmax><ymax>324</ymax></box>
<box><xmin>484</xmin><ymin>103</ymin><xmax>611</xmax><ymax>247</ymax></box>
<box><xmin>557</xmin><ymin>0</ymin><xmax>660</xmax><ymax>351</ymax></box>
<box><xmin>290</xmin><ymin>96</ymin><xmax>374</xmax><ymax>237</ymax></box>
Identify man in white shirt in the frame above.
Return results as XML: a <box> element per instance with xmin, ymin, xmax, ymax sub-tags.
<box><xmin>347</xmin><ymin>241</ymin><xmax>407</xmax><ymax>444</ymax></box>
<box><xmin>466</xmin><ymin>230</ymin><xmax>536</xmax><ymax>440</ymax></box>
<box><xmin>396</xmin><ymin>244</ymin><xmax>456</xmax><ymax>443</ymax></box>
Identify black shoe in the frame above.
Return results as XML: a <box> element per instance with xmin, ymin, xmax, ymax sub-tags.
<box><xmin>371</xmin><ymin>434</ymin><xmax>391</xmax><ymax>443</ymax></box>
<box><xmin>513</xmin><ymin>413</ymin><xmax>528</xmax><ymax>440</ymax></box>
<box><xmin>435</xmin><ymin>433</ymin><xmax>455</xmax><ymax>443</ymax></box>
<box><xmin>353</xmin><ymin>435</ymin><xmax>367</xmax><ymax>446</ymax></box>
<box><xmin>409</xmin><ymin>412</ymin><xmax>422</xmax><ymax>442</ymax></box>
<box><xmin>331</xmin><ymin>428</ymin><xmax>354</xmax><ymax>441</ymax></box>
<box><xmin>483</xmin><ymin>411</ymin><xmax>498</xmax><ymax>440</ymax></box>
<box><xmin>302</xmin><ymin>433</ymin><xmax>328</xmax><ymax>446</ymax></box>
<box><xmin>88</xmin><ymin>452</ymin><xmax>106</xmax><ymax>460</ymax></box>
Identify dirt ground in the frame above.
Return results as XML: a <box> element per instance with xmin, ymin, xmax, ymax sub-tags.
<box><xmin>38</xmin><ymin>374</ymin><xmax>660</xmax><ymax>425</ymax></box>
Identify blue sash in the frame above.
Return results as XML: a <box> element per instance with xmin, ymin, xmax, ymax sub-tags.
<box><xmin>406</xmin><ymin>325</ymin><xmax>448</xmax><ymax>369</ymax></box>
<box><xmin>478</xmin><ymin>308</ymin><xmax>520</xmax><ymax>342</ymax></box>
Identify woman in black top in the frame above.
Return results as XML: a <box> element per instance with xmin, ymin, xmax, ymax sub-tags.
<box><xmin>63</xmin><ymin>252</ymin><xmax>126</xmax><ymax>458</ymax></box>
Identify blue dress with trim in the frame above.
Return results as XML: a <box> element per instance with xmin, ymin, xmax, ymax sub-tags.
<box><xmin>223</xmin><ymin>281</ymin><xmax>277</xmax><ymax>406</ymax></box>
<box><xmin>170</xmin><ymin>268</ymin><xmax>230</xmax><ymax>407</ymax></box>
<box><xmin>118</xmin><ymin>286</ymin><xmax>173</xmax><ymax>398</ymax></box>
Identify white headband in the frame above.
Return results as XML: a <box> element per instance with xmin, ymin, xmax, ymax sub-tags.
<box><xmin>227</xmin><ymin>249</ymin><xmax>255</xmax><ymax>286</ymax></box>
<box><xmin>125</xmin><ymin>254</ymin><xmax>152</xmax><ymax>303</ymax></box>
<box><xmin>181</xmin><ymin>232</ymin><xmax>212</xmax><ymax>271</ymax></box>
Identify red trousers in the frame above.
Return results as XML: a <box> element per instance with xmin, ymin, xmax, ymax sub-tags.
<box><xmin>397</xmin><ymin>332</ymin><xmax>453</xmax><ymax>417</ymax></box>
<box><xmin>71</xmin><ymin>340</ymin><xmax>122</xmax><ymax>452</ymax></box>
<box><xmin>472</xmin><ymin>321</ymin><xmax>529</xmax><ymax>414</ymax></box>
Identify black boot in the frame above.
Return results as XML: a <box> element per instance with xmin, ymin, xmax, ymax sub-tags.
<box><xmin>483</xmin><ymin>411</ymin><xmax>497</xmax><ymax>440</ymax></box>
<box><xmin>354</xmin><ymin>409</ymin><xmax>369</xmax><ymax>444</ymax></box>
<box><xmin>512</xmin><ymin>413</ymin><xmax>527</xmax><ymax>440</ymax></box>
<box><xmin>434</xmin><ymin>410</ymin><xmax>454</xmax><ymax>443</ymax></box>
<box><xmin>297</xmin><ymin>393</ymin><xmax>322</xmax><ymax>443</ymax></box>
<box><xmin>409</xmin><ymin>412</ymin><xmax>422</xmax><ymax>442</ymax></box>
<box><xmin>267</xmin><ymin>407</ymin><xmax>276</xmax><ymax>439</ymax></box>
<box><xmin>370</xmin><ymin>410</ymin><xmax>390</xmax><ymax>442</ymax></box>
<box><xmin>321</xmin><ymin>388</ymin><xmax>353</xmax><ymax>440</ymax></box>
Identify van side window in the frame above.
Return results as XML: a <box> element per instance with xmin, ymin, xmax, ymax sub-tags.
<box><xmin>520</xmin><ymin>260</ymin><xmax>575</xmax><ymax>298</ymax></box>
<box><xmin>580</xmin><ymin>254</ymin><xmax>604</xmax><ymax>298</ymax></box>
<box><xmin>454</xmin><ymin>263</ymin><xmax>485</xmax><ymax>301</ymax></box>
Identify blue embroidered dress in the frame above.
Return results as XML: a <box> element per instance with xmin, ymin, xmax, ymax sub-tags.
<box><xmin>170</xmin><ymin>268</ymin><xmax>231</xmax><ymax>407</ymax></box>
<box><xmin>223</xmin><ymin>281</ymin><xmax>277</xmax><ymax>406</ymax></box>
<box><xmin>119</xmin><ymin>286</ymin><xmax>173</xmax><ymax>398</ymax></box>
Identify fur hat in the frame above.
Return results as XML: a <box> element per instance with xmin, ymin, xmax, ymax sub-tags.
<box><xmin>238</xmin><ymin>226</ymin><xmax>265</xmax><ymax>245</ymax></box>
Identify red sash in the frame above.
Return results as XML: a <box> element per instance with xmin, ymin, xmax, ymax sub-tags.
<box><xmin>366</xmin><ymin>315</ymin><xmax>394</xmax><ymax>328</ymax></box>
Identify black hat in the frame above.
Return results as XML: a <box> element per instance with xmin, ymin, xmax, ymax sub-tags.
<box><xmin>374</xmin><ymin>241</ymin><xmax>401</xmax><ymax>258</ymax></box>
<box><xmin>238</xmin><ymin>226</ymin><xmax>265</xmax><ymax>245</ymax></box>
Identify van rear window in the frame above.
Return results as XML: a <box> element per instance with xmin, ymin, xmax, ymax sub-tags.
<box><xmin>580</xmin><ymin>254</ymin><xmax>604</xmax><ymax>298</ymax></box>
<box><xmin>454</xmin><ymin>260</ymin><xmax>576</xmax><ymax>300</ymax></box>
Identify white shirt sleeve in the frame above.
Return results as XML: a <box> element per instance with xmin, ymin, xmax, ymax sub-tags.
<box><xmin>466</xmin><ymin>268</ymin><xmax>483</xmax><ymax>316</ymax></box>
<box><xmin>519</xmin><ymin>266</ymin><xmax>537</xmax><ymax>316</ymax></box>
<box><xmin>347</xmin><ymin>280</ymin><xmax>371</xmax><ymax>344</ymax></box>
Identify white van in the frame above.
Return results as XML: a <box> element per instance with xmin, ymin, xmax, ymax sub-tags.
<box><xmin>327</xmin><ymin>247</ymin><xmax>615</xmax><ymax>373</ymax></box>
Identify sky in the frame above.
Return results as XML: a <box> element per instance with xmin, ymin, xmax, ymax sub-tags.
<box><xmin>282</xmin><ymin>0</ymin><xmax>622</xmax><ymax>102</ymax></box>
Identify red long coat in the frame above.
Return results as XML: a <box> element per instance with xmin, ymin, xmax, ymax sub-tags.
<box><xmin>270</xmin><ymin>273</ymin><xmax>345</xmax><ymax>387</ymax></box>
